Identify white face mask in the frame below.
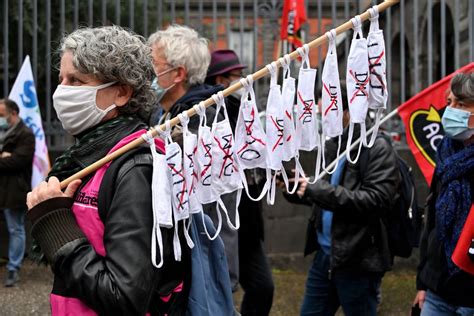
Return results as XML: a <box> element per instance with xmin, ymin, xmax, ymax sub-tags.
<box><xmin>178</xmin><ymin>112</ymin><xmax>203</xmax><ymax>216</ymax></box>
<box><xmin>365</xmin><ymin>6</ymin><xmax>388</xmax><ymax>148</ymax></box>
<box><xmin>211</xmin><ymin>94</ymin><xmax>243</xmax><ymax>196</ymax></box>
<box><xmin>295</xmin><ymin>44</ymin><xmax>319</xmax><ymax>151</ymax></box>
<box><xmin>235</xmin><ymin>77</ymin><xmax>268</xmax><ymax>170</ymax></box>
<box><xmin>211</xmin><ymin>93</ymin><xmax>242</xmax><ymax>230</ymax></box>
<box><xmin>265</xmin><ymin>62</ymin><xmax>285</xmax><ymax>171</ymax></box>
<box><xmin>346</xmin><ymin>15</ymin><xmax>370</xmax><ymax>163</ymax></box>
<box><xmin>229</xmin><ymin>79</ymin><xmax>245</xmax><ymax>99</ymax></box>
<box><xmin>53</xmin><ymin>81</ymin><xmax>117</xmax><ymax>135</ymax></box>
<box><xmin>321</xmin><ymin>30</ymin><xmax>344</xmax><ymax>174</ymax></box>
<box><xmin>195</xmin><ymin>103</ymin><xmax>219</xmax><ymax>205</ymax></box>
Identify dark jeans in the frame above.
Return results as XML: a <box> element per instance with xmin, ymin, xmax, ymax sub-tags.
<box><xmin>239</xmin><ymin>239</ymin><xmax>274</xmax><ymax>316</ymax></box>
<box><xmin>300</xmin><ymin>251</ymin><xmax>381</xmax><ymax>316</ymax></box>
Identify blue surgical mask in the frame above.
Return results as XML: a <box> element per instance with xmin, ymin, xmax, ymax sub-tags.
<box><xmin>441</xmin><ymin>106</ymin><xmax>474</xmax><ymax>140</ymax></box>
<box><xmin>152</xmin><ymin>67</ymin><xmax>177</xmax><ymax>102</ymax></box>
<box><xmin>0</xmin><ymin>117</ymin><xmax>9</xmax><ymax>130</ymax></box>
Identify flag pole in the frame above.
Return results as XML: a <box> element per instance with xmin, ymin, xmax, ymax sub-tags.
<box><xmin>316</xmin><ymin>108</ymin><xmax>399</xmax><ymax>181</ymax></box>
<box><xmin>59</xmin><ymin>0</ymin><xmax>400</xmax><ymax>189</ymax></box>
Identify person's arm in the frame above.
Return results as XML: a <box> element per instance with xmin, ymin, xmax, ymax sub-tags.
<box><xmin>0</xmin><ymin>130</ymin><xmax>35</xmax><ymax>171</ymax></box>
<box><xmin>28</xmin><ymin>159</ymin><xmax>181</xmax><ymax>315</ymax></box>
<box><xmin>304</xmin><ymin>138</ymin><xmax>399</xmax><ymax>218</ymax></box>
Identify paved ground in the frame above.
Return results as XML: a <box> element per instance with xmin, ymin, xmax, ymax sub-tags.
<box><xmin>1</xmin><ymin>258</ymin><xmax>416</xmax><ymax>315</ymax></box>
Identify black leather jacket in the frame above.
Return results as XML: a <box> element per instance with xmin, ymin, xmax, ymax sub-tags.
<box><xmin>287</xmin><ymin>128</ymin><xmax>400</xmax><ymax>274</ymax></box>
<box><xmin>29</xmin><ymin>118</ymin><xmax>190</xmax><ymax>315</ymax></box>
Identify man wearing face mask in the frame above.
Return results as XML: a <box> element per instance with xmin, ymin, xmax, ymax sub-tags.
<box><xmin>0</xmin><ymin>98</ymin><xmax>35</xmax><ymax>287</ymax></box>
<box><xmin>25</xmin><ymin>26</ymin><xmax>191</xmax><ymax>315</ymax></box>
<box><xmin>413</xmin><ymin>71</ymin><xmax>474</xmax><ymax>315</ymax></box>
<box><xmin>148</xmin><ymin>25</ymin><xmax>223</xmax><ymax>129</ymax></box>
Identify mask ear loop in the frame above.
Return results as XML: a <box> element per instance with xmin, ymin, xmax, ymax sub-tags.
<box><xmin>297</xmin><ymin>44</ymin><xmax>310</xmax><ymax>69</ymax></box>
<box><xmin>368</xmin><ymin>6</ymin><xmax>380</xmax><ymax>33</ymax></box>
<box><xmin>351</xmin><ymin>15</ymin><xmax>363</xmax><ymax>39</ymax></box>
<box><xmin>193</xmin><ymin>101</ymin><xmax>207</xmax><ymax>128</ymax></box>
<box><xmin>345</xmin><ymin>122</ymin><xmax>364</xmax><ymax>164</ymax></box>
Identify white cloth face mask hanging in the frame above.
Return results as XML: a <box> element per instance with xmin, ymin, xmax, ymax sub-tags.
<box><xmin>295</xmin><ymin>44</ymin><xmax>319</xmax><ymax>152</ymax></box>
<box><xmin>279</xmin><ymin>55</ymin><xmax>297</xmax><ymax>162</ymax></box>
<box><xmin>366</xmin><ymin>5</ymin><xmax>388</xmax><ymax>148</ymax></box>
<box><xmin>321</xmin><ymin>29</ymin><xmax>343</xmax><ymax>174</ymax></box>
<box><xmin>346</xmin><ymin>15</ymin><xmax>370</xmax><ymax>164</ymax></box>
<box><xmin>165</xmin><ymin>130</ymin><xmax>190</xmax><ymax>262</ymax></box>
<box><xmin>176</xmin><ymin>112</ymin><xmax>200</xmax><ymax>249</ymax></box>
<box><xmin>193</xmin><ymin>102</ymin><xmax>222</xmax><ymax>240</ymax></box>
<box><xmin>234</xmin><ymin>75</ymin><xmax>271</xmax><ymax>202</ymax></box>
<box><xmin>296</xmin><ymin>44</ymin><xmax>322</xmax><ymax>185</ymax></box>
<box><xmin>210</xmin><ymin>92</ymin><xmax>242</xmax><ymax>229</ymax></box>
<box><xmin>265</xmin><ymin>62</ymin><xmax>286</xmax><ymax>205</ymax></box>
<box><xmin>278</xmin><ymin>55</ymin><xmax>305</xmax><ymax>194</ymax></box>
<box><xmin>142</xmin><ymin>128</ymin><xmax>172</xmax><ymax>268</ymax></box>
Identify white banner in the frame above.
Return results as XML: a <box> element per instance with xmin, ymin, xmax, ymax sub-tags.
<box><xmin>9</xmin><ymin>56</ymin><xmax>50</xmax><ymax>188</ymax></box>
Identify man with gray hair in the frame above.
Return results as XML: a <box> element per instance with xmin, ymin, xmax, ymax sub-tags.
<box><xmin>148</xmin><ymin>24</ymin><xmax>222</xmax><ymax>128</ymax></box>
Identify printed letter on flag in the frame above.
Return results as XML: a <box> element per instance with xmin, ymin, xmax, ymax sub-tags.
<box><xmin>9</xmin><ymin>56</ymin><xmax>50</xmax><ymax>188</ymax></box>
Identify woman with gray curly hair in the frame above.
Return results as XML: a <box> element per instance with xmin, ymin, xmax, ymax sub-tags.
<box><xmin>26</xmin><ymin>26</ymin><xmax>191</xmax><ymax>315</ymax></box>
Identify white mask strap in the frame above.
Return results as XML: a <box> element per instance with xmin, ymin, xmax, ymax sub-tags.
<box><xmin>200</xmin><ymin>206</ymin><xmax>222</xmax><ymax>240</ymax></box>
<box><xmin>351</xmin><ymin>15</ymin><xmax>363</xmax><ymax>39</ymax></box>
<box><xmin>365</xmin><ymin>108</ymin><xmax>384</xmax><ymax>148</ymax></box>
<box><xmin>345</xmin><ymin>122</ymin><xmax>364</xmax><ymax>164</ymax></box>
<box><xmin>368</xmin><ymin>6</ymin><xmax>380</xmax><ymax>32</ymax></box>
<box><xmin>183</xmin><ymin>217</ymin><xmax>195</xmax><ymax>249</ymax></box>
<box><xmin>321</xmin><ymin>134</ymin><xmax>342</xmax><ymax>174</ymax></box>
<box><xmin>141</xmin><ymin>130</ymin><xmax>164</xmax><ymax>268</ymax></box>
<box><xmin>265</xmin><ymin>62</ymin><xmax>278</xmax><ymax>87</ymax></box>
<box><xmin>193</xmin><ymin>101</ymin><xmax>207</xmax><ymax>127</ymax></box>
<box><xmin>178</xmin><ymin>111</ymin><xmax>190</xmax><ymax>136</ymax></box>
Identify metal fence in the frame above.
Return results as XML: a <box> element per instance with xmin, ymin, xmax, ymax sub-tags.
<box><xmin>1</xmin><ymin>0</ymin><xmax>473</xmax><ymax>153</ymax></box>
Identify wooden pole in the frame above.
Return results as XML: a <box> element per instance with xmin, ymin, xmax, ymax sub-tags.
<box><xmin>60</xmin><ymin>0</ymin><xmax>400</xmax><ymax>189</ymax></box>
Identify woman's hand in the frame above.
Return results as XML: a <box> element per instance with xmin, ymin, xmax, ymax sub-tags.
<box><xmin>412</xmin><ymin>290</ymin><xmax>426</xmax><ymax>310</ymax></box>
<box><xmin>27</xmin><ymin>177</ymin><xmax>81</xmax><ymax>210</ymax></box>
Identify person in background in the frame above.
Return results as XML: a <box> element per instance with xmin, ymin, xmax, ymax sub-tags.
<box><xmin>205</xmin><ymin>49</ymin><xmax>246</xmax><ymax>132</ymax></box>
<box><xmin>0</xmin><ymin>98</ymin><xmax>35</xmax><ymax>287</ymax></box>
<box><xmin>205</xmin><ymin>49</ymin><xmax>275</xmax><ymax>316</ymax></box>
<box><xmin>148</xmin><ymin>24</ymin><xmax>222</xmax><ymax>129</ymax></box>
<box><xmin>413</xmin><ymin>71</ymin><xmax>474</xmax><ymax>315</ymax></box>
<box><xmin>281</xmin><ymin>91</ymin><xmax>400</xmax><ymax>315</ymax></box>
<box><xmin>25</xmin><ymin>26</ymin><xmax>190</xmax><ymax>315</ymax></box>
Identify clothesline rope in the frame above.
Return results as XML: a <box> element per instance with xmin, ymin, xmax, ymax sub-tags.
<box><xmin>60</xmin><ymin>0</ymin><xmax>400</xmax><ymax>189</ymax></box>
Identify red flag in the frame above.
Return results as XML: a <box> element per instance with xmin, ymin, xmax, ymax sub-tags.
<box><xmin>397</xmin><ymin>62</ymin><xmax>474</xmax><ymax>184</ymax></box>
<box><xmin>452</xmin><ymin>204</ymin><xmax>474</xmax><ymax>275</ymax></box>
<box><xmin>280</xmin><ymin>0</ymin><xmax>307</xmax><ymax>49</ymax></box>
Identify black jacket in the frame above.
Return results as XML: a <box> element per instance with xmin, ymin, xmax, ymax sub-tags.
<box><xmin>0</xmin><ymin>119</ymin><xmax>35</xmax><ymax>210</ymax></box>
<box><xmin>416</xmin><ymin>170</ymin><xmax>474</xmax><ymax>307</ymax></box>
<box><xmin>150</xmin><ymin>84</ymin><xmax>224</xmax><ymax>133</ymax></box>
<box><xmin>29</xmin><ymin>117</ymin><xmax>190</xmax><ymax>315</ymax></box>
<box><xmin>286</xmin><ymin>127</ymin><xmax>400</xmax><ymax>274</ymax></box>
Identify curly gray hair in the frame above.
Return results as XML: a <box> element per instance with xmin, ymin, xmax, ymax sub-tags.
<box><xmin>59</xmin><ymin>25</ymin><xmax>156</xmax><ymax>120</ymax></box>
<box><xmin>451</xmin><ymin>71</ymin><xmax>474</xmax><ymax>104</ymax></box>
<box><xmin>148</xmin><ymin>25</ymin><xmax>210</xmax><ymax>86</ymax></box>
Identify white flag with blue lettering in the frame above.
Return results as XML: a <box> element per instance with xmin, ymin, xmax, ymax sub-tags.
<box><xmin>9</xmin><ymin>56</ymin><xmax>50</xmax><ymax>188</ymax></box>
